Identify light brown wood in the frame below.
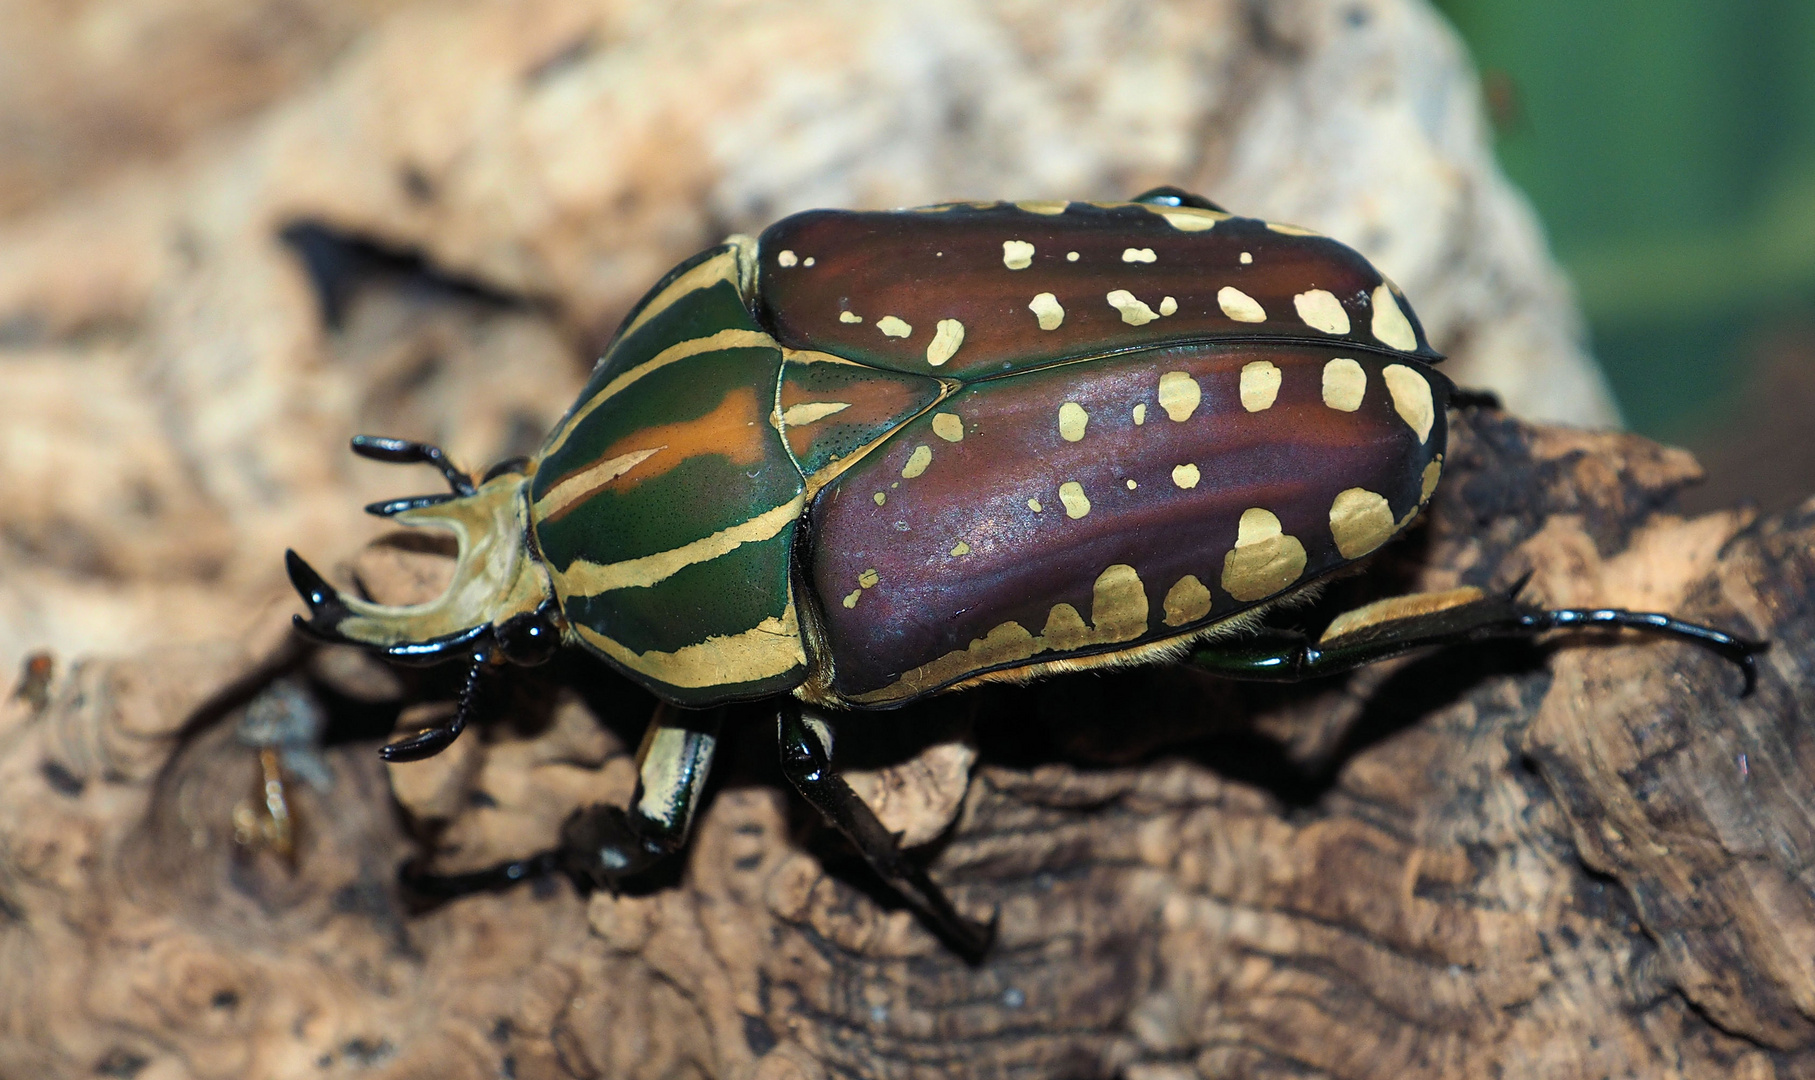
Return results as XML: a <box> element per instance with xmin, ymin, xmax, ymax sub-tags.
<box><xmin>4</xmin><ymin>412</ymin><xmax>1811</xmax><ymax>1080</ymax></box>
<box><xmin>1</xmin><ymin>3</ymin><xmax>1805</xmax><ymax>1077</ymax></box>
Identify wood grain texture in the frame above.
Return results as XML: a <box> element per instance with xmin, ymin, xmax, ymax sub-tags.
<box><xmin>3</xmin><ymin>410</ymin><xmax>1812</xmax><ymax>1079</ymax></box>
<box><xmin>0</xmin><ymin>2</ymin><xmax>1795</xmax><ymax>1076</ymax></box>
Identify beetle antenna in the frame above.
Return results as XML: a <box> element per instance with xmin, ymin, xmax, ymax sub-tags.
<box><xmin>350</xmin><ymin>435</ymin><xmax>477</xmax><ymax>496</ymax></box>
<box><xmin>379</xmin><ymin>655</ymin><xmax>485</xmax><ymax>762</ymax></box>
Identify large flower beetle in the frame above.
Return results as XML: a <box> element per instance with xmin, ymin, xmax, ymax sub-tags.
<box><xmin>288</xmin><ymin>188</ymin><xmax>1762</xmax><ymax>958</ymax></box>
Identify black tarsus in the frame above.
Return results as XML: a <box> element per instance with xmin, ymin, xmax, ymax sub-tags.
<box><xmin>1518</xmin><ymin>606</ymin><xmax>1766</xmax><ymax>696</ymax></box>
<box><xmin>1192</xmin><ymin>575</ymin><xmax>1767</xmax><ymax>698</ymax></box>
<box><xmin>776</xmin><ymin>700</ymin><xmax>996</xmax><ymax>962</ymax></box>
<box><xmin>380</xmin><ymin>655</ymin><xmax>485</xmax><ymax>762</ymax></box>
<box><xmin>403</xmin><ymin>850</ymin><xmax>563</xmax><ymax>898</ymax></box>
<box><xmin>396</xmin><ymin>699</ymin><xmax>999</xmax><ymax>962</ymax></box>
<box><xmin>350</xmin><ymin>434</ymin><xmax>477</xmax><ymax>496</ymax></box>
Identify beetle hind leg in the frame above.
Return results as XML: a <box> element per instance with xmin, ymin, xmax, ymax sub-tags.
<box><xmin>776</xmin><ymin>699</ymin><xmax>996</xmax><ymax>961</ymax></box>
<box><xmin>1190</xmin><ymin>581</ymin><xmax>1766</xmax><ymax>695</ymax></box>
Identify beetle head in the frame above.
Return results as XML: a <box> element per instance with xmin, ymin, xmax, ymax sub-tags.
<box><xmin>287</xmin><ymin>469</ymin><xmax>561</xmax><ymax>666</ymax></box>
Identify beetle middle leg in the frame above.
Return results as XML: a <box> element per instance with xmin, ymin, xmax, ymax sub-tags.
<box><xmin>776</xmin><ymin>699</ymin><xmax>995</xmax><ymax>961</ymax></box>
<box><xmin>1191</xmin><ymin>581</ymin><xmax>1765</xmax><ymax>693</ymax></box>
<box><xmin>404</xmin><ymin>702</ymin><xmax>722</xmax><ymax>898</ymax></box>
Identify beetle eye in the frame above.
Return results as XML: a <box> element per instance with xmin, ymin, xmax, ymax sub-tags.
<box><xmin>495</xmin><ymin>604</ymin><xmax>561</xmax><ymax>666</ymax></box>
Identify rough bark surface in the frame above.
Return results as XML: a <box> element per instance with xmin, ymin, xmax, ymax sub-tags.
<box><xmin>4</xmin><ymin>412</ymin><xmax>1813</xmax><ymax>1080</ymax></box>
<box><xmin>4</xmin><ymin>2</ymin><xmax>1809</xmax><ymax>1078</ymax></box>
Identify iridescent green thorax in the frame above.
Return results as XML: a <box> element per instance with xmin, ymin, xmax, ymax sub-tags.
<box><xmin>527</xmin><ymin>241</ymin><xmax>809</xmax><ymax>705</ymax></box>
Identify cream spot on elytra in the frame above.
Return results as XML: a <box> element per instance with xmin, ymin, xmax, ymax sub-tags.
<box><xmin>1066</xmin><ymin>251</ymin><xmax>1080</xmax><ymax>262</ymax></box>
<box><xmin>926</xmin><ymin>319</ymin><xmax>965</xmax><ymax>366</ymax></box>
<box><xmin>777</xmin><ymin>250</ymin><xmax>798</xmax><ymax>267</ymax></box>
<box><xmin>1122</xmin><ymin>247</ymin><xmax>1157</xmax><ymax>263</ymax></box>
<box><xmin>839</xmin><ymin>311</ymin><xmax>863</xmax><ymax>324</ymax></box>
<box><xmin>858</xmin><ymin>568</ymin><xmax>880</xmax><ymax>588</ymax></box>
<box><xmin>1088</xmin><ymin>563</ymin><xmax>1148</xmax><ymax>638</ymax></box>
<box><xmin>1321</xmin><ymin>358</ymin><xmax>1366</xmax><ymax>412</ymax></box>
<box><xmin>1059</xmin><ymin>482</ymin><xmax>1091</xmax><ymax>518</ymax></box>
<box><xmin>950</xmin><ymin>541</ymin><xmax>971</xmax><ymax>556</ymax></box>
<box><xmin>901</xmin><ymin>445</ymin><xmax>932</xmax><ymax>478</ymax></box>
<box><xmin>1329</xmin><ymin>488</ymin><xmax>1395</xmax><ymax>559</ymax></box>
<box><xmin>1029</xmin><ymin>292</ymin><xmax>1065</xmax><ymax>330</ymax></box>
<box><xmin>1371</xmin><ymin>284</ymin><xmax>1418</xmax><ymax>351</ymax></box>
<box><xmin>1221</xmin><ymin>507</ymin><xmax>1307</xmax><ymax>602</ymax></box>
<box><xmin>1028</xmin><ymin>498</ymin><xmax>1043</xmax><ymax>513</ymax></box>
<box><xmin>1159</xmin><ymin>296</ymin><xmax>1178</xmax><ymax>316</ymax></box>
<box><xmin>1240</xmin><ymin>360</ymin><xmax>1281</xmax><ymax>412</ymax></box>
<box><xmin>1126</xmin><ymin>479</ymin><xmax>1138</xmax><ymax>490</ymax></box>
<box><xmin>1058</xmin><ymin>402</ymin><xmax>1088</xmax><ymax>442</ymax></box>
<box><xmin>1132</xmin><ymin>403</ymin><xmax>1147</xmax><ymax>425</ymax></box>
<box><xmin>1172</xmin><ymin>463</ymin><xmax>1201</xmax><ymax>488</ymax></box>
<box><xmin>1107</xmin><ymin>290</ymin><xmax>1159</xmax><ymax>325</ymax></box>
<box><xmin>1382</xmin><ymin>364</ymin><xmax>1435</xmax><ymax>442</ymax></box>
<box><xmin>1157</xmin><ymin>371</ymin><xmax>1201</xmax><ymax>421</ymax></box>
<box><xmin>1294</xmin><ymin>289</ymin><xmax>1351</xmax><ymax>335</ymax></box>
<box><xmin>1162</xmin><ymin>575</ymin><xmax>1212</xmax><ymax>626</ymax></box>
<box><xmin>843</xmin><ymin>589</ymin><xmax>862</xmax><ymax>608</ymax></box>
<box><xmin>1217</xmin><ymin>286</ymin><xmax>1266</xmax><ymax>322</ymax></box>
<box><xmin>1002</xmin><ymin>240</ymin><xmax>1035</xmax><ymax>269</ymax></box>
<box><xmin>932</xmin><ymin>412</ymin><xmax>964</xmax><ymax>442</ymax></box>
<box><xmin>803</xmin><ymin>257</ymin><xmax>815</xmax><ymax>267</ymax></box>
<box><xmin>1239</xmin><ymin>252</ymin><xmax>1253</xmax><ymax>265</ymax></box>
<box><xmin>873</xmin><ymin>492</ymin><xmax>886</xmax><ymax>505</ymax></box>
<box><xmin>1421</xmin><ymin>456</ymin><xmax>1443</xmax><ymax>503</ymax></box>
<box><xmin>877</xmin><ymin>316</ymin><xmax>912</xmax><ymax>338</ymax></box>
<box><xmin>1017</xmin><ymin>200</ymin><xmax>1067</xmax><ymax>215</ymax></box>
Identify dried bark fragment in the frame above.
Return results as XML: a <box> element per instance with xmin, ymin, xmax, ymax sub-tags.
<box><xmin>2</xmin><ymin>411</ymin><xmax>1811</xmax><ymax>1080</ymax></box>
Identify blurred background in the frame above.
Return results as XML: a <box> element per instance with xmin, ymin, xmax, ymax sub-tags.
<box><xmin>1436</xmin><ymin>0</ymin><xmax>1815</xmax><ymax>512</ymax></box>
<box><xmin>0</xmin><ymin>0</ymin><xmax>1809</xmax><ymax>672</ymax></box>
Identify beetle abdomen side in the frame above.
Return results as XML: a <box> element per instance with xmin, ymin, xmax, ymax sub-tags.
<box><xmin>756</xmin><ymin>201</ymin><xmax>1439</xmax><ymax>382</ymax></box>
<box><xmin>530</xmin><ymin>242</ymin><xmax>810</xmax><ymax>705</ymax></box>
<box><xmin>806</xmin><ymin>343</ymin><xmax>1449</xmax><ymax>706</ymax></box>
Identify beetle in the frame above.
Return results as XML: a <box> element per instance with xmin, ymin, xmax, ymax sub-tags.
<box><xmin>288</xmin><ymin>187</ymin><xmax>1761</xmax><ymax>957</ymax></box>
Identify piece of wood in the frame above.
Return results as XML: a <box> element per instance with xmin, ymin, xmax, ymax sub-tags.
<box><xmin>0</xmin><ymin>2</ymin><xmax>1797</xmax><ymax>1076</ymax></box>
<box><xmin>2</xmin><ymin>409</ymin><xmax>1809</xmax><ymax>1079</ymax></box>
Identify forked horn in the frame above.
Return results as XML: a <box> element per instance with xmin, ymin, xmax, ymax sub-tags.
<box><xmin>284</xmin><ymin>548</ymin><xmax>492</xmax><ymax>664</ymax></box>
<box><xmin>286</xmin><ymin>549</ymin><xmax>356</xmax><ymax>644</ymax></box>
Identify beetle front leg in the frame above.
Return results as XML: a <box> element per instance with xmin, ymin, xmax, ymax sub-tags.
<box><xmin>1191</xmin><ymin>583</ymin><xmax>1765</xmax><ymax>694</ymax></box>
<box><xmin>555</xmin><ymin>703</ymin><xmax>723</xmax><ymax>887</ymax></box>
<box><xmin>776</xmin><ymin>699</ymin><xmax>995</xmax><ymax>961</ymax></box>
<box><xmin>403</xmin><ymin>703</ymin><xmax>721</xmax><ymax>898</ymax></box>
